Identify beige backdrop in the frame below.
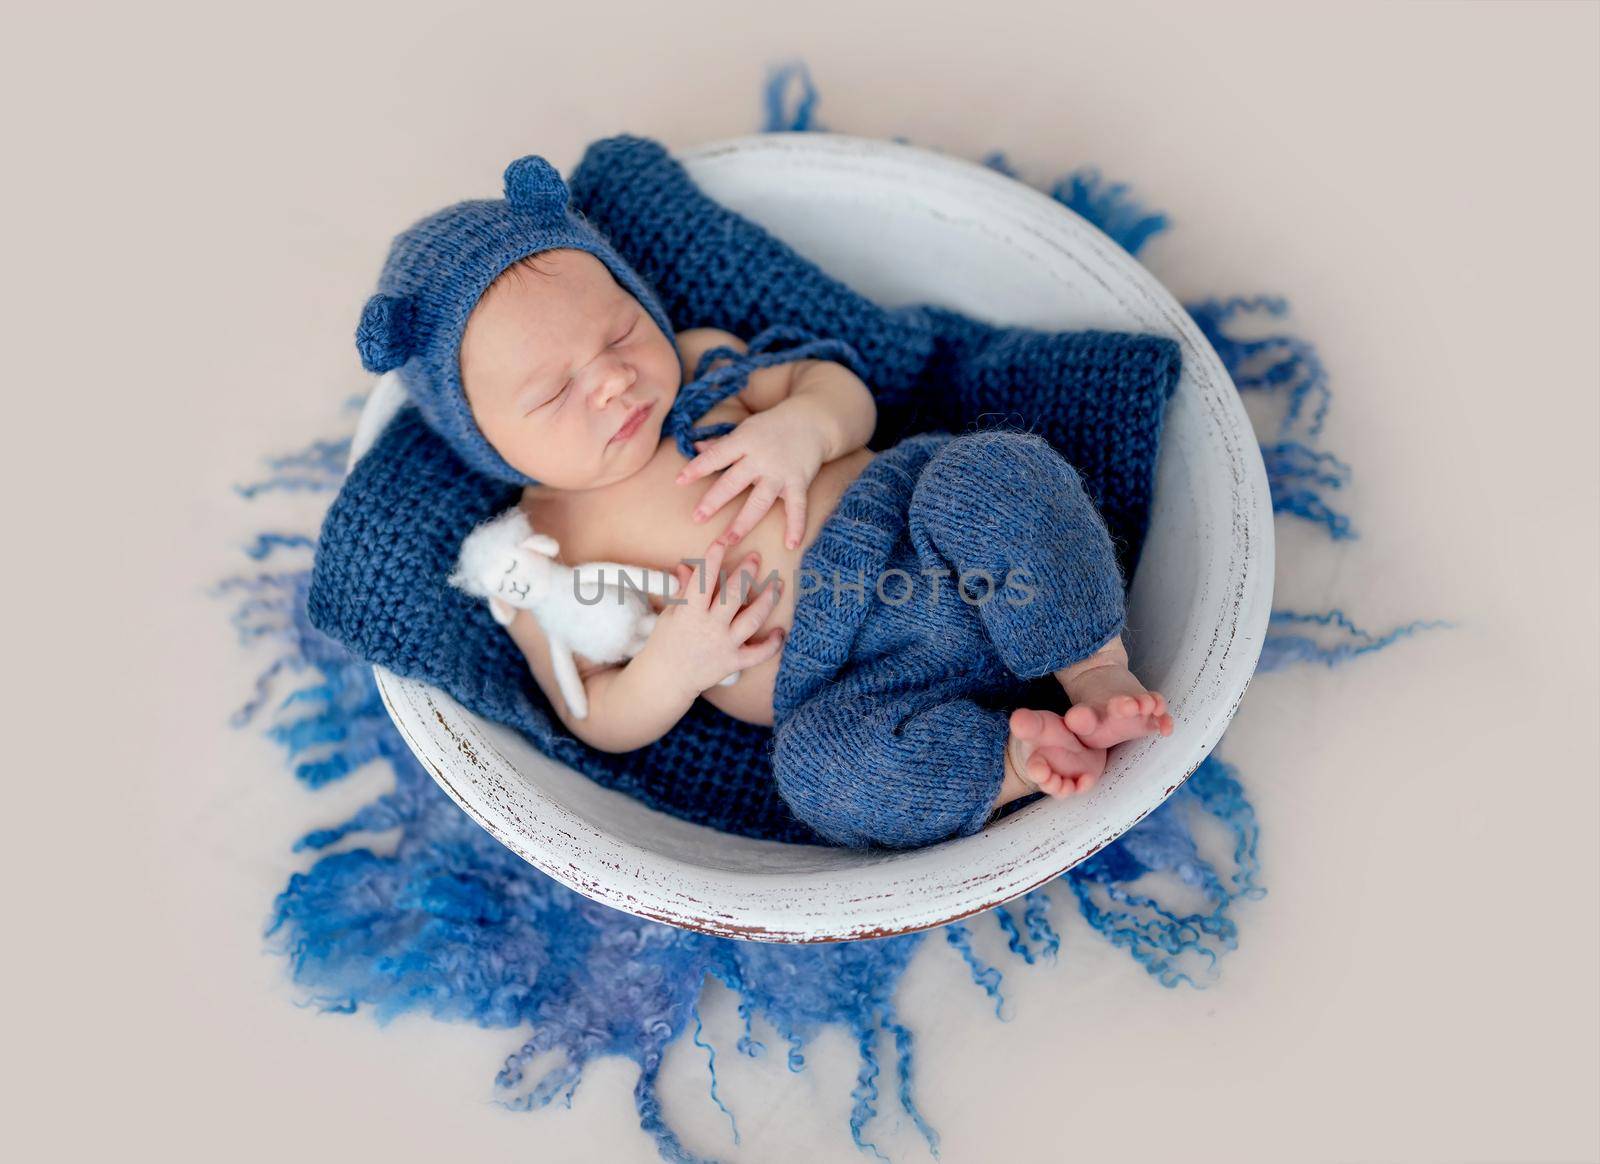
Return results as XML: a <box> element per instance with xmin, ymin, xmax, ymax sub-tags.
<box><xmin>5</xmin><ymin>1</ymin><xmax>1597</xmax><ymax>1161</ymax></box>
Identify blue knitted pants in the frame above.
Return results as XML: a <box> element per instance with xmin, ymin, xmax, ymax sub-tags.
<box><xmin>770</xmin><ymin>430</ymin><xmax>1127</xmax><ymax>849</ymax></box>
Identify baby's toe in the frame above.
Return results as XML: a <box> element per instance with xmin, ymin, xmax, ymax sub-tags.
<box><xmin>1063</xmin><ymin>704</ymin><xmax>1100</xmax><ymax>737</ymax></box>
<box><xmin>1023</xmin><ymin>753</ymin><xmax>1067</xmax><ymax>797</ymax></box>
<box><xmin>1049</xmin><ymin>748</ymin><xmax>1104</xmax><ymax>794</ymax></box>
<box><xmin>1010</xmin><ymin>707</ymin><xmax>1047</xmax><ymax>741</ymax></box>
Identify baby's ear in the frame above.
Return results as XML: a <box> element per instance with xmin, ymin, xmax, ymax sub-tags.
<box><xmin>503</xmin><ymin>155</ymin><xmax>570</xmax><ymax>219</ymax></box>
<box><xmin>355</xmin><ymin>293</ymin><xmax>416</xmax><ymax>373</ymax></box>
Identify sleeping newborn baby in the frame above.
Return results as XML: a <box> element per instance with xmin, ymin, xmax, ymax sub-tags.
<box><xmin>356</xmin><ymin>154</ymin><xmax>1173</xmax><ymax>849</ymax></box>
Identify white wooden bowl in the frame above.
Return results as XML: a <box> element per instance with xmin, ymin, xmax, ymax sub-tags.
<box><xmin>351</xmin><ymin>133</ymin><xmax>1274</xmax><ymax>943</ymax></box>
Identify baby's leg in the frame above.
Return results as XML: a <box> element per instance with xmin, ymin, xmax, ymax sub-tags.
<box><xmin>772</xmin><ymin>676</ymin><xmax>1011</xmax><ymax>849</ymax></box>
<box><xmin>772</xmin><ymin>674</ymin><xmax>1121</xmax><ymax>846</ymax></box>
<box><xmin>908</xmin><ymin>430</ymin><xmax>1128</xmax><ymax>678</ymax></box>
<box><xmin>910</xmin><ymin>430</ymin><xmax>1171</xmax><ymax>752</ymax></box>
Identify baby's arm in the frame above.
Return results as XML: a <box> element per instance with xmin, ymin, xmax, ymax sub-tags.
<box><xmin>504</xmin><ymin>606</ymin><xmax>695</xmax><ymax>753</ymax></box>
<box><xmin>677</xmin><ymin>328</ymin><xmax>876</xmax><ymax>460</ymax></box>
<box><xmin>765</xmin><ymin>357</ymin><xmax>877</xmax><ymax>460</ymax></box>
<box><xmin>676</xmin><ymin>328</ymin><xmax>878</xmax><ymax>547</ymax></box>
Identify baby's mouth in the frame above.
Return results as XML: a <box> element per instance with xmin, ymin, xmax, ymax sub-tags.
<box><xmin>609</xmin><ymin>401</ymin><xmax>655</xmax><ymax>445</ymax></box>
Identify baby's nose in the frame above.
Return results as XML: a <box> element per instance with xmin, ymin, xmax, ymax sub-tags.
<box><xmin>591</xmin><ymin>362</ymin><xmax>636</xmax><ymax>408</ymax></box>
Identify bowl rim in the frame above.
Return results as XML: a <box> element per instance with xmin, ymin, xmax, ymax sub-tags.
<box><xmin>358</xmin><ymin>131</ymin><xmax>1275</xmax><ymax>942</ymax></box>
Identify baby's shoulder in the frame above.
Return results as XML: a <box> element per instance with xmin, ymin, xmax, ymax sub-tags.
<box><xmin>674</xmin><ymin>327</ymin><xmax>801</xmax><ymax>416</ymax></box>
<box><xmin>674</xmin><ymin>328</ymin><xmax>745</xmax><ymax>384</ymax></box>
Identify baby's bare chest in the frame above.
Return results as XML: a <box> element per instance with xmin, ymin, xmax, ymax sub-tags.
<box><xmin>523</xmin><ymin>436</ymin><xmax>757</xmax><ymax>573</ymax></box>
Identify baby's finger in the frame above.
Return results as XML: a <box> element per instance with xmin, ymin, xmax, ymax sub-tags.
<box><xmin>685</xmin><ymin>542</ymin><xmax>726</xmax><ymax>611</ymax></box>
<box><xmin>676</xmin><ymin>438</ymin><xmax>740</xmax><ymax>485</ymax></box>
<box><xmin>782</xmin><ymin>484</ymin><xmax>807</xmax><ymax>551</ymax></box>
<box><xmin>716</xmin><ymin>479</ymin><xmax>782</xmax><ymax>548</ymax></box>
<box><xmin>692</xmin><ymin>460</ymin><xmax>756</xmax><ymax>524</ymax></box>
<box><xmin>735</xmin><ymin>626</ymin><xmax>786</xmax><ymax>668</ymax></box>
<box><xmin>667</xmin><ymin>563</ymin><xmax>693</xmax><ymax>606</ymax></box>
<box><xmin>729</xmin><ymin>573</ymin><xmax>783</xmax><ymax>641</ymax></box>
<box><xmin>714</xmin><ymin>552</ymin><xmax>762</xmax><ymax>623</ymax></box>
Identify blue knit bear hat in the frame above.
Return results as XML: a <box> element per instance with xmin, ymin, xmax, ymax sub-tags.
<box><xmin>354</xmin><ymin>155</ymin><xmax>677</xmax><ymax>484</ymax></box>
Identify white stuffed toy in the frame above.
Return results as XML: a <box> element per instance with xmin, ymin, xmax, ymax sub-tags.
<box><xmin>448</xmin><ymin>507</ymin><xmax>737</xmax><ymax>720</ymax></box>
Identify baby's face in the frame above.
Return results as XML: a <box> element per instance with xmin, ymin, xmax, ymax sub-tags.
<box><xmin>460</xmin><ymin>248</ymin><xmax>681</xmax><ymax>488</ymax></box>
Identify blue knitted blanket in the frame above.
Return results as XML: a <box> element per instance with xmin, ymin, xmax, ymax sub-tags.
<box><xmin>306</xmin><ymin>133</ymin><xmax>1179</xmax><ymax>842</ymax></box>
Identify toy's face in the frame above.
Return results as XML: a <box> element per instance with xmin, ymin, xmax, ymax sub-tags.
<box><xmin>492</xmin><ymin>553</ymin><xmax>551</xmax><ymax>606</ymax></box>
<box><xmin>460</xmin><ymin>248</ymin><xmax>681</xmax><ymax>490</ymax></box>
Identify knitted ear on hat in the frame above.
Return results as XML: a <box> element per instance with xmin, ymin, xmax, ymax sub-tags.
<box><xmin>503</xmin><ymin>155</ymin><xmax>571</xmax><ymax>220</ymax></box>
<box><xmin>355</xmin><ymin>293</ymin><xmax>417</xmax><ymax>374</ymax></box>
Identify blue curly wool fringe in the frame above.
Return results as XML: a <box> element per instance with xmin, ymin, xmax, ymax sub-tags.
<box><xmin>217</xmin><ymin>64</ymin><xmax>1450</xmax><ymax>1163</ymax></box>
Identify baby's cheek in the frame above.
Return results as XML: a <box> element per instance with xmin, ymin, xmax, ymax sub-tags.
<box><xmin>471</xmin><ymin>408</ymin><xmax>517</xmax><ymax>463</ymax></box>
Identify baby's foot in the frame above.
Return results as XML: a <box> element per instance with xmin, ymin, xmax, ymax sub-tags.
<box><xmin>1003</xmin><ymin>707</ymin><xmax>1108</xmax><ymax>800</ymax></box>
<box><xmin>1057</xmin><ymin>637</ymin><xmax>1175</xmax><ymax>749</ymax></box>
<box><xmin>1062</xmin><ymin>665</ymin><xmax>1177</xmax><ymax>745</ymax></box>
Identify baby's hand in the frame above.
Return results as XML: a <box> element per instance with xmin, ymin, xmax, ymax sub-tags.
<box><xmin>650</xmin><ymin>542</ymin><xmax>786</xmax><ymax>698</ymax></box>
<box><xmin>674</xmin><ymin>408</ymin><xmax>829</xmax><ymax>549</ymax></box>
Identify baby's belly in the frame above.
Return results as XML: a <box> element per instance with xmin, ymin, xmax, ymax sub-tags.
<box><xmin>526</xmin><ymin>439</ymin><xmax>879</xmax><ymax>728</ymax></box>
<box><xmin>697</xmin><ymin>449</ymin><xmax>875</xmax><ymax>726</ymax></box>
<box><xmin>528</xmin><ymin>438</ymin><xmax>883</xmax><ymax>729</ymax></box>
